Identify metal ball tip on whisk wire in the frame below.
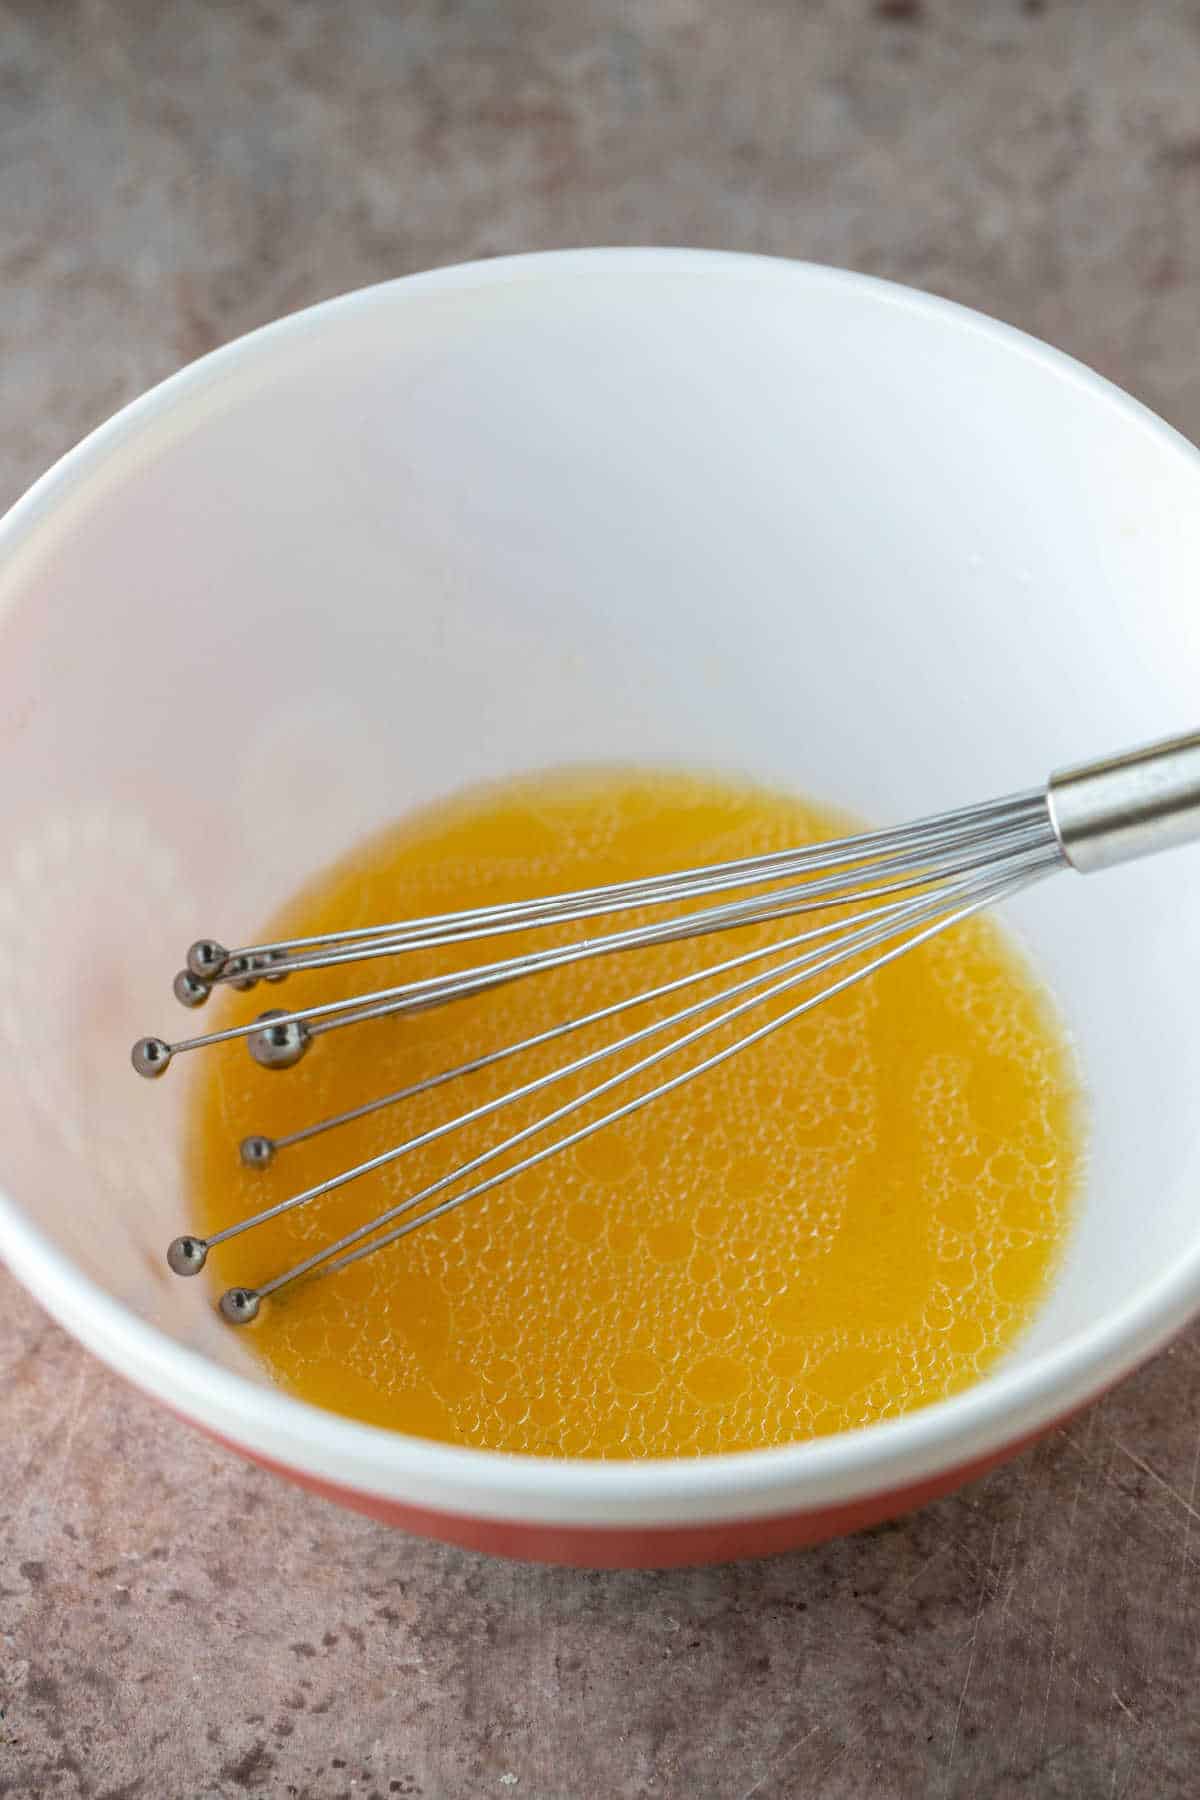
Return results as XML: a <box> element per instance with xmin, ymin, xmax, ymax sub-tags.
<box><xmin>132</xmin><ymin>731</ymin><xmax>1200</xmax><ymax>1325</ymax></box>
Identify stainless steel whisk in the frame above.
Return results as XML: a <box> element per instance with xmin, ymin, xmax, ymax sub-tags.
<box><xmin>134</xmin><ymin>731</ymin><xmax>1200</xmax><ymax>1324</ymax></box>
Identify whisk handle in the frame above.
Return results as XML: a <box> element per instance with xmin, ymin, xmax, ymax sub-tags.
<box><xmin>1048</xmin><ymin>730</ymin><xmax>1200</xmax><ymax>873</ymax></box>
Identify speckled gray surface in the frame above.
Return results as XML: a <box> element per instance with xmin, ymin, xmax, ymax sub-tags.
<box><xmin>4</xmin><ymin>2</ymin><xmax>1200</xmax><ymax>1795</ymax></box>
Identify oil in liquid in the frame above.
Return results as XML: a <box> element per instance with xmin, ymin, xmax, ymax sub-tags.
<box><xmin>189</xmin><ymin>768</ymin><xmax>1082</xmax><ymax>1458</ymax></box>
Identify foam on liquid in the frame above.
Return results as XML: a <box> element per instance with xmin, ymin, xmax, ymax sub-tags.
<box><xmin>189</xmin><ymin>768</ymin><xmax>1082</xmax><ymax>1458</ymax></box>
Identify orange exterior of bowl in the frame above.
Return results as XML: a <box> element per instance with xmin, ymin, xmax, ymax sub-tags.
<box><xmin>212</xmin><ymin>1426</ymin><xmax>1050</xmax><ymax>1569</ymax></box>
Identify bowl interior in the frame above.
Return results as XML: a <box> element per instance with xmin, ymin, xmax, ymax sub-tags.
<box><xmin>2</xmin><ymin>255</ymin><xmax>1199</xmax><ymax>1419</ymax></box>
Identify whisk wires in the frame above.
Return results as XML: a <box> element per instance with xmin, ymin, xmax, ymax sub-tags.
<box><xmin>135</xmin><ymin>788</ymin><xmax>1065</xmax><ymax>1320</ymax></box>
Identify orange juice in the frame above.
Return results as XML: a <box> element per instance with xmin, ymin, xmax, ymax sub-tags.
<box><xmin>189</xmin><ymin>768</ymin><xmax>1081</xmax><ymax>1457</ymax></box>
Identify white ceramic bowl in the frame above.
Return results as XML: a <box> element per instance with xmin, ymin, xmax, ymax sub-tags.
<box><xmin>2</xmin><ymin>250</ymin><xmax>1200</xmax><ymax>1567</ymax></box>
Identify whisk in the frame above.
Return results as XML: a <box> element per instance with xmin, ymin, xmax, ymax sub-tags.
<box><xmin>133</xmin><ymin>730</ymin><xmax>1200</xmax><ymax>1324</ymax></box>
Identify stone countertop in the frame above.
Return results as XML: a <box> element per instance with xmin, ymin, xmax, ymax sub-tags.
<box><xmin>3</xmin><ymin>2</ymin><xmax>1200</xmax><ymax>1794</ymax></box>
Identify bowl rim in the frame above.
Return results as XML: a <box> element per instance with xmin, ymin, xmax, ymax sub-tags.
<box><xmin>3</xmin><ymin>245</ymin><xmax>1200</xmax><ymax>1522</ymax></box>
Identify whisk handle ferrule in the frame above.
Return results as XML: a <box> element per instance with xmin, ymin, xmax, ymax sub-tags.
<box><xmin>1048</xmin><ymin>730</ymin><xmax>1200</xmax><ymax>873</ymax></box>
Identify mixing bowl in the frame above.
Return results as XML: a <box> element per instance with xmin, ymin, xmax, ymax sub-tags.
<box><xmin>2</xmin><ymin>249</ymin><xmax>1199</xmax><ymax>1568</ymax></box>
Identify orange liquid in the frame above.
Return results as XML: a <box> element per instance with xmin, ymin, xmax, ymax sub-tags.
<box><xmin>189</xmin><ymin>768</ymin><xmax>1081</xmax><ymax>1457</ymax></box>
